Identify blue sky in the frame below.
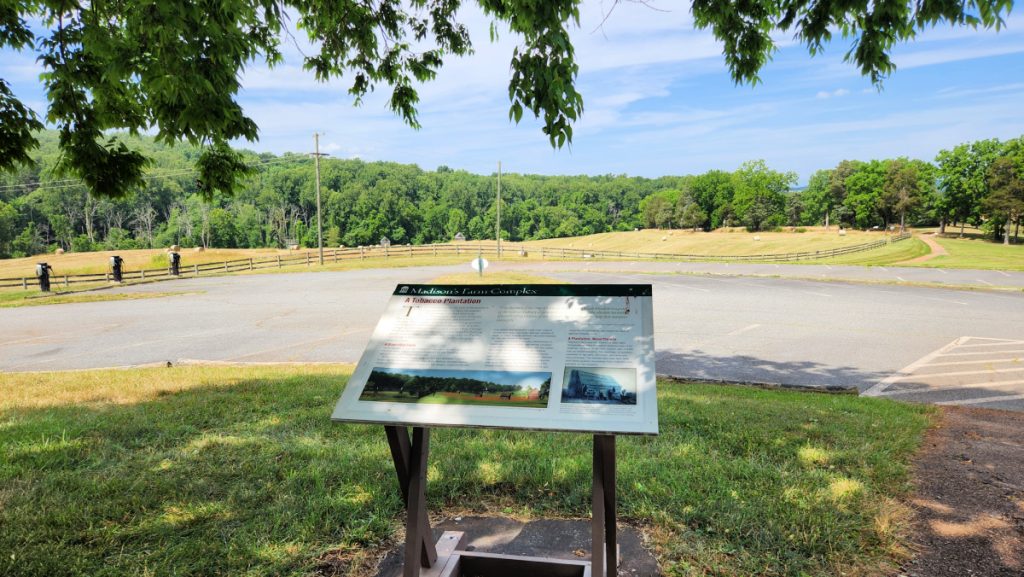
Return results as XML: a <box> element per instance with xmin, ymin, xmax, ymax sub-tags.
<box><xmin>3</xmin><ymin>3</ymin><xmax>1023</xmax><ymax>184</ymax></box>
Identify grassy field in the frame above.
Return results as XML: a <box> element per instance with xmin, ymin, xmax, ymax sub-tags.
<box><xmin>523</xmin><ymin>228</ymin><xmax>892</xmax><ymax>256</ymax></box>
<box><xmin>911</xmin><ymin>235</ymin><xmax>1024</xmax><ymax>271</ymax></box>
<box><xmin>1</xmin><ymin>365</ymin><xmax>933</xmax><ymax>577</ymax></box>
<box><xmin>0</xmin><ymin>289</ymin><xmax>192</xmax><ymax>308</ymax></box>
<box><xmin>813</xmin><ymin>237</ymin><xmax>931</xmax><ymax>266</ymax></box>
<box><xmin>0</xmin><ymin>247</ymin><xmax>295</xmax><ymax>278</ymax></box>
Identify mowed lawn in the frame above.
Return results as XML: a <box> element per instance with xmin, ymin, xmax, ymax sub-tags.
<box><xmin>0</xmin><ymin>366</ymin><xmax>932</xmax><ymax>577</ymax></box>
<box><xmin>913</xmin><ymin>235</ymin><xmax>1024</xmax><ymax>271</ymax></box>
<box><xmin>523</xmin><ymin>228</ymin><xmax>895</xmax><ymax>256</ymax></box>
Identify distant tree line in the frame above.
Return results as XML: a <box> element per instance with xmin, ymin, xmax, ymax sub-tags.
<box><xmin>1</xmin><ymin>131</ymin><xmax>1022</xmax><ymax>259</ymax></box>
<box><xmin>638</xmin><ymin>137</ymin><xmax>1024</xmax><ymax>244</ymax></box>
<box><xmin>366</xmin><ymin>370</ymin><xmax>540</xmax><ymax>399</ymax></box>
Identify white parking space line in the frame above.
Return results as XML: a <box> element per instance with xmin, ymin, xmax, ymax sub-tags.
<box><xmin>937</xmin><ymin>349</ymin><xmax>1024</xmax><ymax>358</ymax></box>
<box><xmin>937</xmin><ymin>269</ymin><xmax>947</xmax><ymax>274</ymax></box>
<box><xmin>976</xmin><ymin>279</ymin><xmax>994</xmax><ymax>286</ymax></box>
<box><xmin>890</xmin><ymin>366</ymin><xmax>1024</xmax><ymax>381</ymax></box>
<box><xmin>725</xmin><ymin>324</ymin><xmax>761</xmax><ymax>337</ymax></box>
<box><xmin>954</xmin><ymin>340</ymin><xmax>1024</xmax><ymax>348</ymax></box>
<box><xmin>897</xmin><ymin>276</ymin><xmax>907</xmax><ymax>282</ymax></box>
<box><xmin>922</xmin><ymin>357</ymin><xmax>1023</xmax><ymax>368</ymax></box>
<box><xmin>921</xmin><ymin>296</ymin><xmax>968</xmax><ymax>306</ymax></box>
<box><xmin>935</xmin><ymin>394</ymin><xmax>1024</xmax><ymax>406</ymax></box>
<box><xmin>862</xmin><ymin>337</ymin><xmax>965</xmax><ymax>397</ymax></box>
<box><xmin>996</xmin><ymin>270</ymin><xmax>1011</xmax><ymax>277</ymax></box>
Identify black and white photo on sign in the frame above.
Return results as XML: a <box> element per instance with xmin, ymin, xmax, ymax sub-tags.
<box><xmin>561</xmin><ymin>367</ymin><xmax>637</xmax><ymax>405</ymax></box>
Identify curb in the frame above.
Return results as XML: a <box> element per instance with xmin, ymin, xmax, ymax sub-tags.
<box><xmin>658</xmin><ymin>373</ymin><xmax>860</xmax><ymax>395</ymax></box>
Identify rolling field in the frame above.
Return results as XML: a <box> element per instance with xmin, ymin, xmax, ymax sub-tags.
<box><xmin>522</xmin><ymin>227</ymin><xmax>891</xmax><ymax>256</ymax></box>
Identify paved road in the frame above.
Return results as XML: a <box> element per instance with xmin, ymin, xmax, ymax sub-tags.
<box><xmin>2</xmin><ymin>262</ymin><xmax>1022</xmax><ymax>409</ymax></box>
<box><xmin>503</xmin><ymin>259</ymin><xmax>1024</xmax><ymax>289</ymax></box>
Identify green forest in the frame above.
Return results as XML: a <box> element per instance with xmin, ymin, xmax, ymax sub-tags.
<box><xmin>1</xmin><ymin>131</ymin><xmax>1021</xmax><ymax>259</ymax></box>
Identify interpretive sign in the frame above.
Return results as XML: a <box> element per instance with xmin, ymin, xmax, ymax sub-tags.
<box><xmin>331</xmin><ymin>284</ymin><xmax>657</xmax><ymax>435</ymax></box>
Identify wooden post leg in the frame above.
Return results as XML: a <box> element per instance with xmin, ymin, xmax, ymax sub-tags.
<box><xmin>385</xmin><ymin>426</ymin><xmax>438</xmax><ymax>573</ymax></box>
<box><xmin>593</xmin><ymin>434</ymin><xmax>617</xmax><ymax>577</ymax></box>
<box><xmin>602</xmin><ymin>435</ymin><xmax>617</xmax><ymax>577</ymax></box>
<box><xmin>404</xmin><ymin>427</ymin><xmax>431</xmax><ymax>577</ymax></box>
<box><xmin>592</xmin><ymin>435</ymin><xmax>605</xmax><ymax>577</ymax></box>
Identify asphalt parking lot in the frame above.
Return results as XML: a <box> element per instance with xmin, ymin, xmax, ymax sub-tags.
<box><xmin>2</xmin><ymin>261</ymin><xmax>1022</xmax><ymax>410</ymax></box>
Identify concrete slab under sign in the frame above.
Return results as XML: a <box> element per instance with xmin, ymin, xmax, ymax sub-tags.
<box><xmin>374</xmin><ymin>516</ymin><xmax>661</xmax><ymax>577</ymax></box>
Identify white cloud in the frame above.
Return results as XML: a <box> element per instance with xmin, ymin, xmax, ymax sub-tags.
<box><xmin>816</xmin><ymin>88</ymin><xmax>850</xmax><ymax>99</ymax></box>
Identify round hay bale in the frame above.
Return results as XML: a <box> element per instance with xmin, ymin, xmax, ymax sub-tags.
<box><xmin>194</xmin><ymin>246</ymin><xmax>205</xmax><ymax>252</ymax></box>
<box><xmin>55</xmin><ymin>248</ymin><xmax>65</xmax><ymax>255</ymax></box>
<box><xmin>170</xmin><ymin>244</ymin><xmax>180</xmax><ymax>252</ymax></box>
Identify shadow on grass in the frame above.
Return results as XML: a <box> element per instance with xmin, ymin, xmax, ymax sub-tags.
<box><xmin>1</xmin><ymin>370</ymin><xmax>932</xmax><ymax>577</ymax></box>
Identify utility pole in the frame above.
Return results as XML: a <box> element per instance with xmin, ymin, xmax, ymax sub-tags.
<box><xmin>310</xmin><ymin>133</ymin><xmax>329</xmax><ymax>265</ymax></box>
<box><xmin>496</xmin><ymin>160</ymin><xmax>502</xmax><ymax>258</ymax></box>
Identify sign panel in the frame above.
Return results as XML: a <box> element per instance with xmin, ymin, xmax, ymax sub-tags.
<box><xmin>331</xmin><ymin>284</ymin><xmax>658</xmax><ymax>435</ymax></box>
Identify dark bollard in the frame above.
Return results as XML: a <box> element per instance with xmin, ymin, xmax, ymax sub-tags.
<box><xmin>168</xmin><ymin>251</ymin><xmax>181</xmax><ymax>276</ymax></box>
<box><xmin>110</xmin><ymin>255</ymin><xmax>123</xmax><ymax>282</ymax></box>
<box><xmin>36</xmin><ymin>262</ymin><xmax>52</xmax><ymax>292</ymax></box>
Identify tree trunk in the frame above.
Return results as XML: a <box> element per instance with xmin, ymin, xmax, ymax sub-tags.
<box><xmin>1015</xmin><ymin>218</ymin><xmax>1020</xmax><ymax>243</ymax></box>
<box><xmin>84</xmin><ymin>196</ymin><xmax>95</xmax><ymax>242</ymax></box>
<box><xmin>939</xmin><ymin>217</ymin><xmax>946</xmax><ymax>235</ymax></box>
<box><xmin>824</xmin><ymin>210</ymin><xmax>829</xmax><ymax>230</ymax></box>
<box><xmin>1005</xmin><ymin>220</ymin><xmax>1010</xmax><ymax>245</ymax></box>
<box><xmin>899</xmin><ymin>210</ymin><xmax>906</xmax><ymax>234</ymax></box>
<box><xmin>960</xmin><ymin>220</ymin><xmax>965</xmax><ymax>238</ymax></box>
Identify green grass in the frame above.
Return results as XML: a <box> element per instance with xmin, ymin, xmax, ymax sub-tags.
<box><xmin>0</xmin><ymin>289</ymin><xmax>192</xmax><ymax>308</ymax></box>
<box><xmin>808</xmin><ymin>237</ymin><xmax>931</xmax><ymax>266</ymax></box>
<box><xmin>0</xmin><ymin>366</ymin><xmax>932</xmax><ymax>577</ymax></box>
<box><xmin>910</xmin><ymin>235</ymin><xmax>1024</xmax><ymax>271</ymax></box>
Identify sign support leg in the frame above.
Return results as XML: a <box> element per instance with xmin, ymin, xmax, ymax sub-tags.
<box><xmin>592</xmin><ymin>434</ymin><xmax>617</xmax><ymax>577</ymax></box>
<box><xmin>385</xmin><ymin>426</ymin><xmax>438</xmax><ymax>575</ymax></box>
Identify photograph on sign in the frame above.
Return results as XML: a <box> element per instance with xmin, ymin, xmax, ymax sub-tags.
<box><xmin>332</xmin><ymin>284</ymin><xmax>658</xmax><ymax>435</ymax></box>
<box><xmin>360</xmin><ymin>367</ymin><xmax>551</xmax><ymax>408</ymax></box>
<box><xmin>562</xmin><ymin>367</ymin><xmax>637</xmax><ymax>405</ymax></box>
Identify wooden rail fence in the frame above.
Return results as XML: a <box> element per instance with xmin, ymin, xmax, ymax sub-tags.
<box><xmin>0</xmin><ymin>233</ymin><xmax>911</xmax><ymax>290</ymax></box>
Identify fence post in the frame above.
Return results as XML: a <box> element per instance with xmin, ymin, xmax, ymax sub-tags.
<box><xmin>360</xmin><ymin>246</ymin><xmax>365</xmax><ymax>259</ymax></box>
<box><xmin>140</xmin><ymin>270</ymin><xmax>145</xmax><ymax>280</ymax></box>
<box><xmin>249</xmin><ymin>258</ymin><xmax>253</xmax><ymax>271</ymax></box>
<box><xmin>456</xmin><ymin>245</ymin><xmax>461</xmax><ymax>255</ymax></box>
<box><xmin>22</xmin><ymin>277</ymin><xmax>27</xmax><ymax>290</ymax></box>
<box><xmin>224</xmin><ymin>261</ymin><xmax>228</xmax><ymax>272</ymax></box>
<box><xmin>334</xmin><ymin>249</ymin><xmax>338</xmax><ymax>263</ymax></box>
<box><xmin>277</xmin><ymin>255</ymin><xmax>282</xmax><ymax>268</ymax></box>
<box><xmin>194</xmin><ymin>264</ymin><xmax>199</xmax><ymax>276</ymax></box>
<box><xmin>433</xmin><ymin>245</ymin><xmax>437</xmax><ymax>257</ymax></box>
<box><xmin>409</xmin><ymin>245</ymin><xmax>413</xmax><ymax>258</ymax></box>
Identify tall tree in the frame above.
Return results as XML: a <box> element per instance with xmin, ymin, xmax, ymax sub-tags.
<box><xmin>883</xmin><ymin>158</ymin><xmax>923</xmax><ymax>232</ymax></box>
<box><xmin>1</xmin><ymin>0</ymin><xmax>1013</xmax><ymax>198</ymax></box>
<box><xmin>985</xmin><ymin>156</ymin><xmax>1024</xmax><ymax>245</ymax></box>
<box><xmin>731</xmin><ymin>160</ymin><xmax>796</xmax><ymax>232</ymax></box>
<box><xmin>935</xmin><ymin>139</ymin><xmax>1002</xmax><ymax>236</ymax></box>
